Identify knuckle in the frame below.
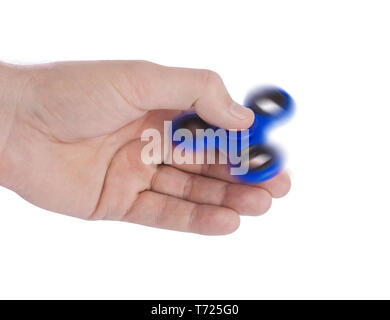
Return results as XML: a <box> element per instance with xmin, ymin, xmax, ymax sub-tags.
<box><xmin>199</xmin><ymin>69</ymin><xmax>232</xmax><ymax>106</ymax></box>
<box><xmin>124</xmin><ymin>61</ymin><xmax>157</xmax><ymax>108</ymax></box>
<box><xmin>201</xmin><ymin>69</ymin><xmax>223</xmax><ymax>87</ymax></box>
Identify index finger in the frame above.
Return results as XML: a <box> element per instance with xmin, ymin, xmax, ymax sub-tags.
<box><xmin>130</xmin><ymin>61</ymin><xmax>255</xmax><ymax>130</ymax></box>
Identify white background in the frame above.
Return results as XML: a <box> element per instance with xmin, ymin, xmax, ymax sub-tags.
<box><xmin>1</xmin><ymin>0</ymin><xmax>390</xmax><ymax>299</ymax></box>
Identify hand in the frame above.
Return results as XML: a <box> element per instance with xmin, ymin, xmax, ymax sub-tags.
<box><xmin>0</xmin><ymin>60</ymin><xmax>290</xmax><ymax>235</ymax></box>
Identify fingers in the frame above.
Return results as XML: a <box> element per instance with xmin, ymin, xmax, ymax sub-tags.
<box><xmin>171</xmin><ymin>162</ymin><xmax>291</xmax><ymax>198</ymax></box>
<box><xmin>123</xmin><ymin>191</ymin><xmax>240</xmax><ymax>235</ymax></box>
<box><xmin>256</xmin><ymin>171</ymin><xmax>291</xmax><ymax>198</ymax></box>
<box><xmin>151</xmin><ymin>165</ymin><xmax>272</xmax><ymax>216</ymax></box>
<box><xmin>129</xmin><ymin>61</ymin><xmax>254</xmax><ymax>130</ymax></box>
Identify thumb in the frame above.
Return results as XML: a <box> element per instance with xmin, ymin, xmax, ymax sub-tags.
<box><xmin>130</xmin><ymin>61</ymin><xmax>255</xmax><ymax>130</ymax></box>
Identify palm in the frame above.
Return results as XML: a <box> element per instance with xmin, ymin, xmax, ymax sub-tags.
<box><xmin>21</xmin><ymin>97</ymin><xmax>180</xmax><ymax>221</ymax></box>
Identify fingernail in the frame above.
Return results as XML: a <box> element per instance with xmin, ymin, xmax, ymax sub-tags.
<box><xmin>230</xmin><ymin>102</ymin><xmax>253</xmax><ymax>120</ymax></box>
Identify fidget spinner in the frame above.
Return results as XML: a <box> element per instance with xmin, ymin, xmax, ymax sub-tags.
<box><xmin>171</xmin><ymin>86</ymin><xmax>294</xmax><ymax>183</ymax></box>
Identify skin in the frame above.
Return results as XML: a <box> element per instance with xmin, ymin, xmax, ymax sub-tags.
<box><xmin>0</xmin><ymin>60</ymin><xmax>290</xmax><ymax>235</ymax></box>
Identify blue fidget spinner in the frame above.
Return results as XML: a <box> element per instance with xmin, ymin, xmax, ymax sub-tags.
<box><xmin>171</xmin><ymin>86</ymin><xmax>294</xmax><ymax>183</ymax></box>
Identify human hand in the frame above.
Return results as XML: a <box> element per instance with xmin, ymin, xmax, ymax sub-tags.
<box><xmin>0</xmin><ymin>60</ymin><xmax>290</xmax><ymax>235</ymax></box>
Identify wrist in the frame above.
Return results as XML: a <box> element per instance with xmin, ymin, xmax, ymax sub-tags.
<box><xmin>0</xmin><ymin>63</ymin><xmax>27</xmax><ymax>186</ymax></box>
